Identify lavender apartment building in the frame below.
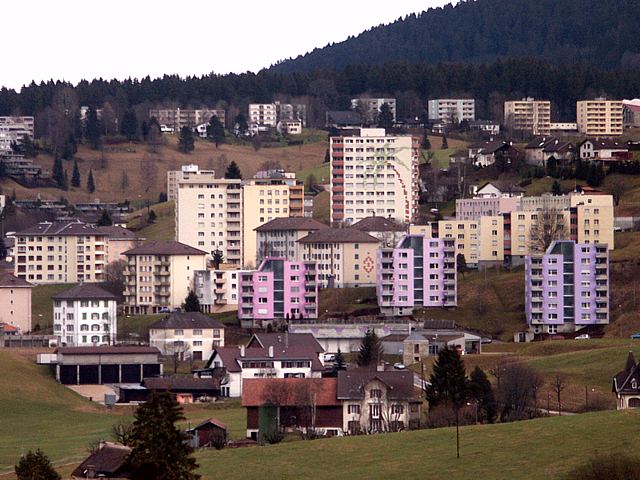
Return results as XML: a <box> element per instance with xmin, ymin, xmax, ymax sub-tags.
<box><xmin>377</xmin><ymin>235</ymin><xmax>456</xmax><ymax>316</ymax></box>
<box><xmin>238</xmin><ymin>258</ymin><xmax>318</xmax><ymax>328</ymax></box>
<box><xmin>525</xmin><ymin>240</ymin><xmax>609</xmax><ymax>335</ymax></box>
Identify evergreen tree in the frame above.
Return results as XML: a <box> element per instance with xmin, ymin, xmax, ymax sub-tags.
<box><xmin>141</xmin><ymin>120</ymin><xmax>150</xmax><ymax>141</ymax></box>
<box><xmin>468</xmin><ymin>366</ymin><xmax>497</xmax><ymax>424</ymax></box>
<box><xmin>552</xmin><ymin>180</ymin><xmax>562</xmax><ymax>195</ymax></box>
<box><xmin>158</xmin><ymin>192</ymin><xmax>168</xmax><ymax>203</ymax></box>
<box><xmin>441</xmin><ymin>135</ymin><xmax>449</xmax><ymax>149</ymax></box>
<box><xmin>233</xmin><ymin>113</ymin><xmax>248</xmax><ymax>135</ymax></box>
<box><xmin>212</xmin><ymin>249</ymin><xmax>224</xmax><ymax>269</ymax></box>
<box><xmin>456</xmin><ymin>253</ymin><xmax>468</xmax><ymax>278</ymax></box>
<box><xmin>426</xmin><ymin>347</ymin><xmax>468</xmax><ymax>458</ymax></box>
<box><xmin>206</xmin><ymin>115</ymin><xmax>225</xmax><ymax>148</ymax></box>
<box><xmin>71</xmin><ymin>159</ymin><xmax>81</xmax><ymax>187</ymax></box>
<box><xmin>356</xmin><ymin>329</ymin><xmax>384</xmax><ymax>367</ymax></box>
<box><xmin>334</xmin><ymin>348</ymin><xmax>346</xmax><ymax>370</ymax></box>
<box><xmin>52</xmin><ymin>155</ymin><xmax>65</xmax><ymax>188</ymax></box>
<box><xmin>63</xmin><ymin>170</ymin><xmax>69</xmax><ymax>191</ymax></box>
<box><xmin>377</xmin><ymin>102</ymin><xmax>394</xmax><ymax>129</ymax></box>
<box><xmin>120</xmin><ymin>170</ymin><xmax>129</xmax><ymax>192</ymax></box>
<box><xmin>15</xmin><ymin>449</ymin><xmax>61</xmax><ymax>480</ymax></box>
<box><xmin>182</xmin><ymin>290</ymin><xmax>201</xmax><ymax>312</ymax></box>
<box><xmin>421</xmin><ymin>130</ymin><xmax>431</xmax><ymax>150</ymax></box>
<box><xmin>178</xmin><ymin>126</ymin><xmax>195</xmax><ymax>153</ymax></box>
<box><xmin>148</xmin><ymin>209</ymin><xmax>157</xmax><ymax>223</ymax></box>
<box><xmin>97</xmin><ymin>209</ymin><xmax>113</xmax><ymax>226</ymax></box>
<box><xmin>224</xmin><ymin>161</ymin><xmax>242</xmax><ymax>180</ymax></box>
<box><xmin>0</xmin><ymin>237</ymin><xmax>6</xmax><ymax>260</ymax></box>
<box><xmin>87</xmin><ymin>169</ymin><xmax>95</xmax><ymax>194</ymax></box>
<box><xmin>324</xmin><ymin>148</ymin><xmax>330</xmax><ymax>163</ymax></box>
<box><xmin>85</xmin><ymin>106</ymin><xmax>102</xmax><ymax>150</ymax></box>
<box><xmin>121</xmin><ymin>109</ymin><xmax>139</xmax><ymax>141</ymax></box>
<box><xmin>125</xmin><ymin>392</ymin><xmax>200</xmax><ymax>480</ymax></box>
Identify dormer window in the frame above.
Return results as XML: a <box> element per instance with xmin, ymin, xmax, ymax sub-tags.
<box><xmin>632</xmin><ymin>379</ymin><xmax>637</xmax><ymax>390</ymax></box>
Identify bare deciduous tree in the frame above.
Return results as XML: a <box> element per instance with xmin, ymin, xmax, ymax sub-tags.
<box><xmin>553</xmin><ymin>374</ymin><xmax>567</xmax><ymax>416</ymax></box>
<box><xmin>111</xmin><ymin>420</ymin><xmax>135</xmax><ymax>446</ymax></box>
<box><xmin>140</xmin><ymin>155</ymin><xmax>158</xmax><ymax>193</ymax></box>
<box><xmin>529</xmin><ymin>207</ymin><xmax>568</xmax><ymax>254</ymax></box>
<box><xmin>606</xmin><ymin>175</ymin><xmax>627</xmax><ymax>206</ymax></box>
<box><xmin>496</xmin><ymin>361</ymin><xmax>543</xmax><ymax>422</ymax></box>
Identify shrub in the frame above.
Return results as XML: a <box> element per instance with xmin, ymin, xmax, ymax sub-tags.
<box><xmin>565</xmin><ymin>454</ymin><xmax>640</xmax><ymax>480</ymax></box>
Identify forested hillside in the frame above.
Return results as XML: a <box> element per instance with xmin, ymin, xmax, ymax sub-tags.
<box><xmin>272</xmin><ymin>0</ymin><xmax>640</xmax><ymax>72</ymax></box>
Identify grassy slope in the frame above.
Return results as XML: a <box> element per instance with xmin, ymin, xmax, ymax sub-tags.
<box><xmin>196</xmin><ymin>410</ymin><xmax>640</xmax><ymax>480</ymax></box>
<box><xmin>128</xmin><ymin>200</ymin><xmax>176</xmax><ymax>241</ymax></box>
<box><xmin>31</xmin><ymin>284</ymin><xmax>74</xmax><ymax>331</ymax></box>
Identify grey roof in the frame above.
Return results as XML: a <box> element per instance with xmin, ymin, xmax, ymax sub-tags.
<box><xmin>123</xmin><ymin>241</ymin><xmax>207</xmax><ymax>256</ymax></box>
<box><xmin>255</xmin><ymin>217</ymin><xmax>328</xmax><ymax>232</ymax></box>
<box><xmin>71</xmin><ymin>442</ymin><xmax>131</xmax><ymax>478</ymax></box>
<box><xmin>0</xmin><ymin>272</ymin><xmax>32</xmax><ymax>288</ymax></box>
<box><xmin>326</xmin><ymin>110</ymin><xmax>362</xmax><ymax>125</ymax></box>
<box><xmin>52</xmin><ymin>283</ymin><xmax>118</xmax><ymax>300</ymax></box>
<box><xmin>247</xmin><ymin>332</ymin><xmax>324</xmax><ymax>353</ymax></box>
<box><xmin>298</xmin><ymin>228</ymin><xmax>380</xmax><ymax>244</ymax></box>
<box><xmin>469</xmin><ymin>140</ymin><xmax>515</xmax><ymax>154</ymax></box>
<box><xmin>336</xmin><ymin>369</ymin><xmax>415</xmax><ymax>400</ymax></box>
<box><xmin>580</xmin><ymin>138</ymin><xmax>629</xmax><ymax>150</ymax></box>
<box><xmin>351</xmin><ymin>216</ymin><xmax>405</xmax><ymax>232</ymax></box>
<box><xmin>56</xmin><ymin>346</ymin><xmax>160</xmax><ymax>355</ymax></box>
<box><xmin>15</xmin><ymin>220</ymin><xmax>104</xmax><ymax>236</ymax></box>
<box><xmin>96</xmin><ymin>226</ymin><xmax>139</xmax><ymax>239</ymax></box>
<box><xmin>613</xmin><ymin>351</ymin><xmax>640</xmax><ymax>394</ymax></box>
<box><xmin>150</xmin><ymin>312</ymin><xmax>225</xmax><ymax>330</ymax></box>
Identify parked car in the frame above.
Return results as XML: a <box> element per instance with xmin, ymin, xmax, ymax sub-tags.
<box><xmin>323</xmin><ymin>353</ymin><xmax>336</xmax><ymax>363</ymax></box>
<box><xmin>393</xmin><ymin>362</ymin><xmax>406</xmax><ymax>370</ymax></box>
<box><xmin>630</xmin><ymin>333</ymin><xmax>640</xmax><ymax>339</ymax></box>
<box><xmin>159</xmin><ymin>307</ymin><xmax>171</xmax><ymax>313</ymax></box>
<box><xmin>575</xmin><ymin>334</ymin><xmax>590</xmax><ymax>340</ymax></box>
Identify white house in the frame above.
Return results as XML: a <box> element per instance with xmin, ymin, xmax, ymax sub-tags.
<box><xmin>276</xmin><ymin>119</ymin><xmax>302</xmax><ymax>135</ymax></box>
<box><xmin>149</xmin><ymin>312</ymin><xmax>225</xmax><ymax>362</ymax></box>
<box><xmin>613</xmin><ymin>352</ymin><xmax>640</xmax><ymax>410</ymax></box>
<box><xmin>52</xmin><ymin>284</ymin><xmax>118</xmax><ymax>347</ymax></box>
<box><xmin>202</xmin><ymin>333</ymin><xmax>324</xmax><ymax>397</ymax></box>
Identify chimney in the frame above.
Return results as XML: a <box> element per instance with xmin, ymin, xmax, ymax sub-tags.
<box><xmin>86</xmin><ymin>465</ymin><xmax>96</xmax><ymax>479</ymax></box>
<box><xmin>268</xmin><ymin>345</ymin><xmax>274</xmax><ymax>357</ymax></box>
<box><xmin>377</xmin><ymin>362</ymin><xmax>385</xmax><ymax>372</ymax></box>
<box><xmin>240</xmin><ymin>345</ymin><xmax>245</xmax><ymax>357</ymax></box>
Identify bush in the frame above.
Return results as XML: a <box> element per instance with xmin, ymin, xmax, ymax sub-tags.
<box><xmin>262</xmin><ymin>430</ymin><xmax>284</xmax><ymax>445</ymax></box>
<box><xmin>565</xmin><ymin>454</ymin><xmax>640</xmax><ymax>480</ymax></box>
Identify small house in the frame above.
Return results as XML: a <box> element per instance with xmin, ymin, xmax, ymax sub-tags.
<box><xmin>71</xmin><ymin>441</ymin><xmax>131</xmax><ymax>479</ymax></box>
<box><xmin>186</xmin><ymin>418</ymin><xmax>227</xmax><ymax>448</ymax></box>
<box><xmin>612</xmin><ymin>351</ymin><xmax>640</xmax><ymax>409</ymax></box>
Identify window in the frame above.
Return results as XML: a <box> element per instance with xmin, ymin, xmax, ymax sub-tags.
<box><xmin>370</xmin><ymin>389</ymin><xmax>382</xmax><ymax>399</ymax></box>
<box><xmin>348</xmin><ymin>404</ymin><xmax>360</xmax><ymax>414</ymax></box>
<box><xmin>391</xmin><ymin>404</ymin><xmax>404</xmax><ymax>415</ymax></box>
<box><xmin>174</xmin><ymin>329</ymin><xmax>184</xmax><ymax>335</ymax></box>
<box><xmin>193</xmin><ymin>329</ymin><xmax>203</xmax><ymax>335</ymax></box>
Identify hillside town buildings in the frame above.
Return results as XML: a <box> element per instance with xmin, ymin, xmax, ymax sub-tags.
<box><xmin>0</xmin><ymin>273</ymin><xmax>33</xmax><ymax>333</ymax></box>
<box><xmin>428</xmin><ymin>99</ymin><xmax>475</xmax><ymax>124</ymax></box>
<box><xmin>148</xmin><ymin>108</ymin><xmax>225</xmax><ymax>130</ymax></box>
<box><xmin>149</xmin><ymin>312</ymin><xmax>225</xmax><ymax>361</ymax></box>
<box><xmin>504</xmin><ymin>98</ymin><xmax>551</xmax><ymax>135</ymax></box>
<box><xmin>350</xmin><ymin>98</ymin><xmax>397</xmax><ymax>124</ymax></box>
<box><xmin>577</xmin><ymin>99</ymin><xmax>623</xmax><ymax>137</ymax></box>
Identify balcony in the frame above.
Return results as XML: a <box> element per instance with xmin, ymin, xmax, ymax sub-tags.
<box><xmin>214</xmin><ymin>298</ymin><xmax>228</xmax><ymax>305</ymax></box>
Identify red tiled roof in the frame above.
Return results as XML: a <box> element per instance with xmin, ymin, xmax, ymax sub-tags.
<box><xmin>242</xmin><ymin>378</ymin><xmax>339</xmax><ymax>407</ymax></box>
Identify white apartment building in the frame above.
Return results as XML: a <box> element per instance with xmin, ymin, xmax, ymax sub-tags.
<box><xmin>149</xmin><ymin>312</ymin><xmax>225</xmax><ymax>362</ymax></box>
<box><xmin>193</xmin><ymin>268</ymin><xmax>249</xmax><ymax>313</ymax></box>
<box><xmin>149</xmin><ymin>108</ymin><xmax>225</xmax><ymax>130</ymax></box>
<box><xmin>248</xmin><ymin>104</ymin><xmax>277</xmax><ymax>127</ymax></box>
<box><xmin>350</xmin><ymin>98</ymin><xmax>397</xmax><ymax>124</ymax></box>
<box><xmin>504</xmin><ymin>98</ymin><xmax>551</xmax><ymax>135</ymax></box>
<box><xmin>167</xmin><ymin>164</ymin><xmax>216</xmax><ymax>202</ymax></box>
<box><xmin>274</xmin><ymin>102</ymin><xmax>307</xmax><ymax>126</ymax></box>
<box><xmin>0</xmin><ymin>116</ymin><xmax>35</xmax><ymax>153</ymax></box>
<box><xmin>52</xmin><ymin>284</ymin><xmax>118</xmax><ymax>347</ymax></box>
<box><xmin>330</xmin><ymin>128</ymin><xmax>420</xmax><ymax>225</ymax></box>
<box><xmin>428</xmin><ymin>99</ymin><xmax>475</xmax><ymax>123</ymax></box>
<box><xmin>577</xmin><ymin>99</ymin><xmax>624</xmax><ymax>137</ymax></box>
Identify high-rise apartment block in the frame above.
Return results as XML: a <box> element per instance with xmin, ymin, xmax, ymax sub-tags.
<box><xmin>377</xmin><ymin>235</ymin><xmax>457</xmax><ymax>316</ymax></box>
<box><xmin>350</xmin><ymin>98</ymin><xmax>397</xmax><ymax>124</ymax></box>
<box><xmin>248</xmin><ymin>104</ymin><xmax>278</xmax><ymax>127</ymax></box>
<box><xmin>148</xmin><ymin>108</ymin><xmax>225</xmax><ymax>130</ymax></box>
<box><xmin>275</xmin><ymin>101</ymin><xmax>307</xmax><ymax>126</ymax></box>
<box><xmin>428</xmin><ymin>99</ymin><xmax>475</xmax><ymax>123</ymax></box>
<box><xmin>577</xmin><ymin>99</ymin><xmax>623</xmax><ymax>137</ymax></box>
<box><xmin>330</xmin><ymin>128</ymin><xmax>420</xmax><ymax>225</ymax></box>
<box><xmin>525</xmin><ymin>240</ymin><xmax>609</xmax><ymax>334</ymax></box>
<box><xmin>504</xmin><ymin>98</ymin><xmax>551</xmax><ymax>135</ymax></box>
<box><xmin>238</xmin><ymin>258</ymin><xmax>318</xmax><ymax>327</ymax></box>
<box><xmin>167</xmin><ymin>164</ymin><xmax>216</xmax><ymax>202</ymax></box>
<box><xmin>0</xmin><ymin>116</ymin><xmax>35</xmax><ymax>154</ymax></box>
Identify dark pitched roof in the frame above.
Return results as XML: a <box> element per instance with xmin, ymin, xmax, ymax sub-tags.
<box><xmin>52</xmin><ymin>283</ymin><xmax>118</xmax><ymax>301</ymax></box>
<box><xmin>96</xmin><ymin>226</ymin><xmax>139</xmax><ymax>239</ymax></box>
<box><xmin>613</xmin><ymin>351</ymin><xmax>640</xmax><ymax>394</ymax></box>
<box><xmin>248</xmin><ymin>333</ymin><xmax>324</xmax><ymax>353</ymax></box>
<box><xmin>0</xmin><ymin>272</ymin><xmax>32</xmax><ymax>288</ymax></box>
<box><xmin>469</xmin><ymin>140</ymin><xmax>514</xmax><ymax>154</ymax></box>
<box><xmin>207</xmin><ymin>346</ymin><xmax>324</xmax><ymax>372</ymax></box>
<box><xmin>326</xmin><ymin>110</ymin><xmax>362</xmax><ymax>125</ymax></box>
<box><xmin>255</xmin><ymin>217</ymin><xmax>328</xmax><ymax>232</ymax></box>
<box><xmin>123</xmin><ymin>241</ymin><xmax>207</xmax><ymax>256</ymax></box>
<box><xmin>298</xmin><ymin>228</ymin><xmax>380</xmax><ymax>244</ymax></box>
<box><xmin>150</xmin><ymin>312</ymin><xmax>225</xmax><ymax>330</ymax></box>
<box><xmin>351</xmin><ymin>216</ymin><xmax>405</xmax><ymax>232</ymax></box>
<box><xmin>187</xmin><ymin>417</ymin><xmax>227</xmax><ymax>432</ymax></box>
<box><xmin>56</xmin><ymin>346</ymin><xmax>160</xmax><ymax>355</ymax></box>
<box><xmin>242</xmin><ymin>378</ymin><xmax>339</xmax><ymax>407</ymax></box>
<box><xmin>525</xmin><ymin>136</ymin><xmax>554</xmax><ymax>149</ymax></box>
<box><xmin>580</xmin><ymin>138</ymin><xmax>629</xmax><ymax>150</ymax></box>
<box><xmin>71</xmin><ymin>442</ymin><xmax>131</xmax><ymax>478</ymax></box>
<box><xmin>337</xmin><ymin>369</ymin><xmax>415</xmax><ymax>400</ymax></box>
<box><xmin>143</xmin><ymin>376</ymin><xmax>221</xmax><ymax>391</ymax></box>
<box><xmin>15</xmin><ymin>220</ymin><xmax>104</xmax><ymax>236</ymax></box>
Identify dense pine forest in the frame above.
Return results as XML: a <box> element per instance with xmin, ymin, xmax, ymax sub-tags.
<box><xmin>273</xmin><ymin>0</ymin><xmax>640</xmax><ymax>72</ymax></box>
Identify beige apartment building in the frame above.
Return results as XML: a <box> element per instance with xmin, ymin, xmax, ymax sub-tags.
<box><xmin>0</xmin><ymin>272</ymin><xmax>33</xmax><ymax>333</ymax></box>
<box><xmin>255</xmin><ymin>217</ymin><xmax>328</xmax><ymax>266</ymax></box>
<box><xmin>298</xmin><ymin>228</ymin><xmax>380</xmax><ymax>288</ymax></box>
<box><xmin>577</xmin><ymin>99</ymin><xmax>623</xmax><ymax>137</ymax></box>
<box><xmin>122</xmin><ymin>241</ymin><xmax>207</xmax><ymax>314</ymax></box>
<box><xmin>167</xmin><ymin>164</ymin><xmax>216</xmax><ymax>201</ymax></box>
<box><xmin>14</xmin><ymin>221</ymin><xmax>108</xmax><ymax>284</ymax></box>
<box><xmin>504</xmin><ymin>98</ymin><xmax>551</xmax><ymax>135</ymax></box>
<box><xmin>175</xmin><ymin>172</ymin><xmax>243</xmax><ymax>265</ymax></box>
<box><xmin>330</xmin><ymin>128</ymin><xmax>420</xmax><ymax>225</ymax></box>
<box><xmin>248</xmin><ymin>104</ymin><xmax>277</xmax><ymax>126</ymax></box>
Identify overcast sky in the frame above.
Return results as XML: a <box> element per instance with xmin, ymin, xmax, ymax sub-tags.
<box><xmin>2</xmin><ymin>0</ymin><xmax>451</xmax><ymax>91</ymax></box>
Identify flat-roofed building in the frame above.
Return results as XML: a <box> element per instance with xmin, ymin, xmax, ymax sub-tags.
<box><xmin>504</xmin><ymin>98</ymin><xmax>551</xmax><ymax>135</ymax></box>
<box><xmin>0</xmin><ymin>272</ymin><xmax>33</xmax><ymax>333</ymax></box>
<box><xmin>577</xmin><ymin>99</ymin><xmax>623</xmax><ymax>137</ymax></box>
<box><xmin>428</xmin><ymin>99</ymin><xmax>475</xmax><ymax>123</ymax></box>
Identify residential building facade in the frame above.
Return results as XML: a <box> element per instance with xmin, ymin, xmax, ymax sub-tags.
<box><xmin>149</xmin><ymin>312</ymin><xmax>225</xmax><ymax>362</ymax></box>
<box><xmin>52</xmin><ymin>284</ymin><xmax>118</xmax><ymax>347</ymax></box>
<box><xmin>428</xmin><ymin>99</ymin><xmax>475</xmax><ymax>123</ymax></box>
<box><xmin>122</xmin><ymin>241</ymin><xmax>207</xmax><ymax>314</ymax></box>
<box><xmin>377</xmin><ymin>235</ymin><xmax>456</xmax><ymax>316</ymax></box>
<box><xmin>623</xmin><ymin>99</ymin><xmax>640</xmax><ymax>128</ymax></box>
<box><xmin>0</xmin><ymin>116</ymin><xmax>34</xmax><ymax>153</ymax></box>
<box><xmin>248</xmin><ymin>103</ymin><xmax>277</xmax><ymax>127</ymax></box>
<box><xmin>148</xmin><ymin>108</ymin><xmax>225</xmax><ymax>130</ymax></box>
<box><xmin>350</xmin><ymin>98</ymin><xmax>397</xmax><ymax>124</ymax></box>
<box><xmin>330</xmin><ymin>128</ymin><xmax>420</xmax><ymax>225</ymax></box>
<box><xmin>274</xmin><ymin>101</ymin><xmax>307</xmax><ymax>125</ymax></box>
<box><xmin>577</xmin><ymin>99</ymin><xmax>623</xmax><ymax>137</ymax></box>
<box><xmin>238</xmin><ymin>258</ymin><xmax>318</xmax><ymax>327</ymax></box>
<box><xmin>525</xmin><ymin>240</ymin><xmax>609</xmax><ymax>334</ymax></box>
<box><xmin>504</xmin><ymin>98</ymin><xmax>551</xmax><ymax>135</ymax></box>
<box><xmin>255</xmin><ymin>217</ymin><xmax>328</xmax><ymax>266</ymax></box>
<box><xmin>167</xmin><ymin>164</ymin><xmax>216</xmax><ymax>202</ymax></box>
<box><xmin>0</xmin><ymin>273</ymin><xmax>33</xmax><ymax>333</ymax></box>
<box><xmin>193</xmin><ymin>268</ymin><xmax>249</xmax><ymax>313</ymax></box>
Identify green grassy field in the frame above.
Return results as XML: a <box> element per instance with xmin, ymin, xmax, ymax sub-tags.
<box><xmin>31</xmin><ymin>284</ymin><xmax>75</xmax><ymax>331</ymax></box>
<box><xmin>128</xmin><ymin>200</ymin><xmax>175</xmax><ymax>241</ymax></box>
<box><xmin>296</xmin><ymin>163</ymin><xmax>330</xmax><ymax>185</ymax></box>
<box><xmin>194</xmin><ymin>409</ymin><xmax>640</xmax><ymax>480</ymax></box>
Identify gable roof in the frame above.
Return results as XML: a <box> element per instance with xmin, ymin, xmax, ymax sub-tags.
<box><xmin>0</xmin><ymin>272</ymin><xmax>32</xmax><ymax>288</ymax></box>
<box><xmin>96</xmin><ymin>226</ymin><xmax>140</xmax><ymax>240</ymax></box>
<box><xmin>613</xmin><ymin>351</ymin><xmax>640</xmax><ymax>394</ymax></box>
<box><xmin>247</xmin><ymin>332</ymin><xmax>324</xmax><ymax>353</ymax></box>
<box><xmin>150</xmin><ymin>312</ymin><xmax>225</xmax><ymax>330</ymax></box>
<box><xmin>52</xmin><ymin>283</ymin><xmax>119</xmax><ymax>301</ymax></box>
<box><xmin>123</xmin><ymin>241</ymin><xmax>207</xmax><ymax>256</ymax></box>
<box><xmin>187</xmin><ymin>417</ymin><xmax>227</xmax><ymax>432</ymax></box>
<box><xmin>469</xmin><ymin>140</ymin><xmax>514</xmax><ymax>154</ymax></box>
<box><xmin>580</xmin><ymin>138</ymin><xmax>629</xmax><ymax>150</ymax></box>
<box><xmin>351</xmin><ymin>216</ymin><xmax>405</xmax><ymax>232</ymax></box>
<box><xmin>255</xmin><ymin>217</ymin><xmax>328</xmax><ymax>232</ymax></box>
<box><xmin>71</xmin><ymin>442</ymin><xmax>131</xmax><ymax>478</ymax></box>
<box><xmin>326</xmin><ymin>110</ymin><xmax>362</xmax><ymax>126</ymax></box>
<box><xmin>242</xmin><ymin>378</ymin><xmax>339</xmax><ymax>407</ymax></box>
<box><xmin>207</xmin><ymin>346</ymin><xmax>324</xmax><ymax>372</ymax></box>
<box><xmin>298</xmin><ymin>228</ymin><xmax>380</xmax><ymax>244</ymax></box>
<box><xmin>337</xmin><ymin>369</ymin><xmax>415</xmax><ymax>400</ymax></box>
<box><xmin>15</xmin><ymin>220</ymin><xmax>104</xmax><ymax>236</ymax></box>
